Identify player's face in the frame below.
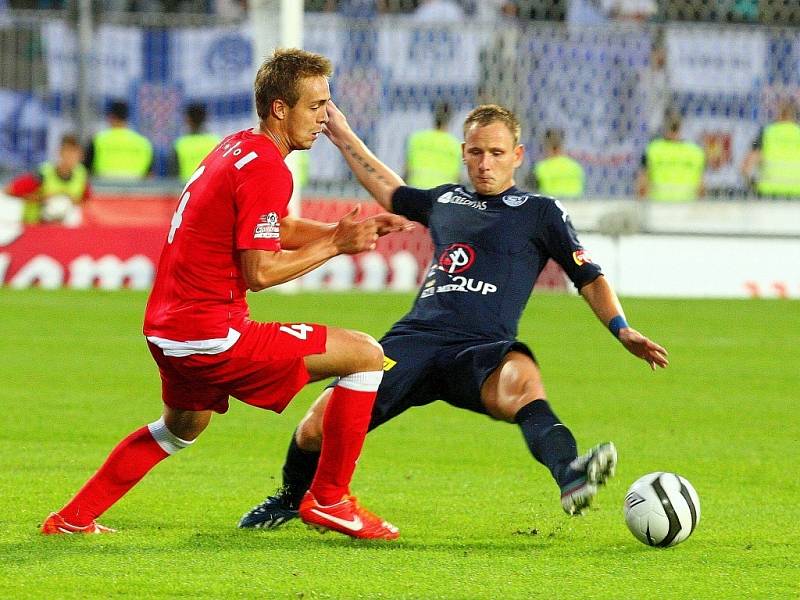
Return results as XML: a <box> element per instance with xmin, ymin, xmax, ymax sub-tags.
<box><xmin>286</xmin><ymin>76</ymin><xmax>331</xmax><ymax>151</ymax></box>
<box><xmin>462</xmin><ymin>122</ymin><xmax>524</xmax><ymax>196</ymax></box>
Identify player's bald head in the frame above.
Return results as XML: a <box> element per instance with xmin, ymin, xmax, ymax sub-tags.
<box><xmin>254</xmin><ymin>48</ymin><xmax>333</xmax><ymax>121</ymax></box>
<box><xmin>463</xmin><ymin>104</ymin><xmax>521</xmax><ymax>145</ymax></box>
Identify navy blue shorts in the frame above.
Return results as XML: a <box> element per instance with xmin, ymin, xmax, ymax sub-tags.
<box><xmin>361</xmin><ymin>326</ymin><xmax>535</xmax><ymax>430</ymax></box>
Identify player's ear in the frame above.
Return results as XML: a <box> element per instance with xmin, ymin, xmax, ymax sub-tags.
<box><xmin>271</xmin><ymin>98</ymin><xmax>288</xmax><ymax>120</ymax></box>
<box><xmin>513</xmin><ymin>144</ymin><xmax>525</xmax><ymax>167</ymax></box>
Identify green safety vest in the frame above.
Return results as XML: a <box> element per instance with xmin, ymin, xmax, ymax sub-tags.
<box><xmin>406</xmin><ymin>129</ymin><xmax>462</xmax><ymax>188</ymax></box>
<box><xmin>645</xmin><ymin>138</ymin><xmax>705</xmax><ymax>202</ymax></box>
<box><xmin>23</xmin><ymin>162</ymin><xmax>89</xmax><ymax>224</ymax></box>
<box><xmin>757</xmin><ymin>121</ymin><xmax>800</xmax><ymax>197</ymax></box>
<box><xmin>534</xmin><ymin>155</ymin><xmax>585</xmax><ymax>198</ymax></box>
<box><xmin>92</xmin><ymin>128</ymin><xmax>153</xmax><ymax>178</ymax></box>
<box><xmin>174</xmin><ymin>133</ymin><xmax>220</xmax><ymax>182</ymax></box>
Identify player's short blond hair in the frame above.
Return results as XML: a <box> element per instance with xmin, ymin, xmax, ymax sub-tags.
<box><xmin>254</xmin><ymin>48</ymin><xmax>333</xmax><ymax>121</ymax></box>
<box><xmin>463</xmin><ymin>104</ymin><xmax>522</xmax><ymax>145</ymax></box>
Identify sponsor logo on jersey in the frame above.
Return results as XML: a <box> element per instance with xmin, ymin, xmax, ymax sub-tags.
<box><xmin>438</xmin><ymin>243</ymin><xmax>475</xmax><ymax>274</ymax></box>
<box><xmin>572</xmin><ymin>248</ymin><xmax>592</xmax><ymax>266</ymax></box>
<box><xmin>502</xmin><ymin>194</ymin><xmax>528</xmax><ymax>207</ymax></box>
<box><xmin>254</xmin><ymin>211</ymin><xmax>280</xmax><ymax>239</ymax></box>
<box><xmin>436</xmin><ymin>191</ymin><xmax>487</xmax><ymax>211</ymax></box>
<box><xmin>383</xmin><ymin>356</ymin><xmax>397</xmax><ymax>371</ymax></box>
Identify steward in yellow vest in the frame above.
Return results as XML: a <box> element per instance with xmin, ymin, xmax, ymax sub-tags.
<box><xmin>5</xmin><ymin>134</ymin><xmax>90</xmax><ymax>224</ymax></box>
<box><xmin>533</xmin><ymin>128</ymin><xmax>585</xmax><ymax>198</ymax></box>
<box><xmin>173</xmin><ymin>103</ymin><xmax>221</xmax><ymax>182</ymax></box>
<box><xmin>405</xmin><ymin>101</ymin><xmax>462</xmax><ymax>188</ymax></box>
<box><xmin>86</xmin><ymin>100</ymin><xmax>153</xmax><ymax>179</ymax></box>
<box><xmin>742</xmin><ymin>100</ymin><xmax>800</xmax><ymax>197</ymax></box>
<box><xmin>637</xmin><ymin>114</ymin><xmax>705</xmax><ymax>202</ymax></box>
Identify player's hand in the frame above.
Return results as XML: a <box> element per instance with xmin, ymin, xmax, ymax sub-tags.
<box><xmin>618</xmin><ymin>328</ymin><xmax>669</xmax><ymax>370</ymax></box>
<box><xmin>322</xmin><ymin>100</ymin><xmax>351</xmax><ymax>146</ymax></box>
<box><xmin>367</xmin><ymin>213</ymin><xmax>414</xmax><ymax>237</ymax></box>
<box><xmin>331</xmin><ymin>204</ymin><xmax>380</xmax><ymax>254</ymax></box>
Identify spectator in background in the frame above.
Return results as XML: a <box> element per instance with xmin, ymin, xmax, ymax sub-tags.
<box><xmin>85</xmin><ymin>100</ymin><xmax>153</xmax><ymax>179</ymax></box>
<box><xmin>532</xmin><ymin>128</ymin><xmax>585</xmax><ymax>198</ymax></box>
<box><xmin>172</xmin><ymin>103</ymin><xmax>221</xmax><ymax>183</ymax></box>
<box><xmin>404</xmin><ymin>101</ymin><xmax>462</xmax><ymax>188</ymax></box>
<box><xmin>636</xmin><ymin>112</ymin><xmax>705</xmax><ymax>202</ymax></box>
<box><xmin>741</xmin><ymin>99</ymin><xmax>800</xmax><ymax>198</ymax></box>
<box><xmin>5</xmin><ymin>133</ymin><xmax>90</xmax><ymax>227</ymax></box>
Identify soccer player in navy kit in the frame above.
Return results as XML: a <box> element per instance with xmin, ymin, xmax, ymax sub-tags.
<box><xmin>240</xmin><ymin>103</ymin><xmax>669</xmax><ymax>529</ymax></box>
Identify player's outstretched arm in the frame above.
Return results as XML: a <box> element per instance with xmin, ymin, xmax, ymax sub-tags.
<box><xmin>323</xmin><ymin>100</ymin><xmax>405</xmax><ymax>211</ymax></box>
<box><xmin>280</xmin><ymin>213</ymin><xmax>411</xmax><ymax>250</ymax></box>
<box><xmin>580</xmin><ymin>275</ymin><xmax>669</xmax><ymax>370</ymax></box>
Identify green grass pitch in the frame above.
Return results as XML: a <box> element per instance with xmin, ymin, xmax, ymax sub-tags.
<box><xmin>0</xmin><ymin>289</ymin><xmax>797</xmax><ymax>599</ymax></box>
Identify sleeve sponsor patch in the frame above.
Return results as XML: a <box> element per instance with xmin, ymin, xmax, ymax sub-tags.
<box><xmin>254</xmin><ymin>211</ymin><xmax>280</xmax><ymax>239</ymax></box>
<box><xmin>572</xmin><ymin>248</ymin><xmax>593</xmax><ymax>266</ymax></box>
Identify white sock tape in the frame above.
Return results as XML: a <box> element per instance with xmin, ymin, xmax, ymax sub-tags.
<box><xmin>337</xmin><ymin>370</ymin><xmax>383</xmax><ymax>392</ymax></box>
<box><xmin>147</xmin><ymin>416</ymin><xmax>195</xmax><ymax>455</ymax></box>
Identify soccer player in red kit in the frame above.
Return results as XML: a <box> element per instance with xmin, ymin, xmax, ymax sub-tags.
<box><xmin>41</xmin><ymin>49</ymin><xmax>410</xmax><ymax>540</ymax></box>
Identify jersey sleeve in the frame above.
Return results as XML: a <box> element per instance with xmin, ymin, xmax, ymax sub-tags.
<box><xmin>233</xmin><ymin>161</ymin><xmax>292</xmax><ymax>251</ymax></box>
<box><xmin>391</xmin><ymin>185</ymin><xmax>438</xmax><ymax>226</ymax></box>
<box><xmin>537</xmin><ymin>199</ymin><xmax>602</xmax><ymax>290</ymax></box>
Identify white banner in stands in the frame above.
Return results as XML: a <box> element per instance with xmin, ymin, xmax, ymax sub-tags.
<box><xmin>666</xmin><ymin>27</ymin><xmax>767</xmax><ymax>94</ymax></box>
<box><xmin>43</xmin><ymin>22</ymin><xmax>143</xmax><ymax>96</ymax></box>
<box><xmin>170</xmin><ymin>25</ymin><xmax>254</xmax><ymax>99</ymax></box>
<box><xmin>582</xmin><ymin>234</ymin><xmax>800</xmax><ymax>298</ymax></box>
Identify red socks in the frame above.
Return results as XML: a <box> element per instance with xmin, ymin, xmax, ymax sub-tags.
<box><xmin>309</xmin><ymin>371</ymin><xmax>383</xmax><ymax>505</ymax></box>
<box><xmin>58</xmin><ymin>418</ymin><xmax>192</xmax><ymax>526</ymax></box>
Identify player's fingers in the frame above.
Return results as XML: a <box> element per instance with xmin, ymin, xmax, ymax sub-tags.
<box><xmin>342</xmin><ymin>204</ymin><xmax>361</xmax><ymax>223</ymax></box>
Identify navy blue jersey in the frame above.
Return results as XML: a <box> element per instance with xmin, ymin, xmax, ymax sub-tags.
<box><xmin>391</xmin><ymin>184</ymin><xmax>602</xmax><ymax>339</ymax></box>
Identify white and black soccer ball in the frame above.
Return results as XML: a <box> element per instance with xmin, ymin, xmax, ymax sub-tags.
<box><xmin>623</xmin><ymin>472</ymin><xmax>700</xmax><ymax>547</ymax></box>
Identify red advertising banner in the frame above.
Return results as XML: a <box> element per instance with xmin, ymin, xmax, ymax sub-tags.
<box><xmin>1</xmin><ymin>195</ymin><xmax>567</xmax><ymax>291</ymax></box>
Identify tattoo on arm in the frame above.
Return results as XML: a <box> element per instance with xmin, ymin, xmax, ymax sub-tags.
<box><xmin>344</xmin><ymin>143</ymin><xmax>392</xmax><ymax>186</ymax></box>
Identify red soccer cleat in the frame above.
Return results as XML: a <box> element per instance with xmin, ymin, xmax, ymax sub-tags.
<box><xmin>41</xmin><ymin>512</ymin><xmax>116</xmax><ymax>535</ymax></box>
<box><xmin>298</xmin><ymin>492</ymin><xmax>399</xmax><ymax>540</ymax></box>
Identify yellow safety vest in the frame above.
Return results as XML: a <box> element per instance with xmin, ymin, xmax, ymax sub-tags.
<box><xmin>23</xmin><ymin>162</ymin><xmax>89</xmax><ymax>224</ymax></box>
<box><xmin>92</xmin><ymin>128</ymin><xmax>153</xmax><ymax>178</ymax></box>
<box><xmin>406</xmin><ymin>129</ymin><xmax>462</xmax><ymax>188</ymax></box>
<box><xmin>174</xmin><ymin>133</ymin><xmax>220</xmax><ymax>182</ymax></box>
<box><xmin>757</xmin><ymin>121</ymin><xmax>800</xmax><ymax>197</ymax></box>
<box><xmin>645</xmin><ymin>139</ymin><xmax>705</xmax><ymax>202</ymax></box>
<box><xmin>534</xmin><ymin>155</ymin><xmax>585</xmax><ymax>198</ymax></box>
<box><xmin>39</xmin><ymin>162</ymin><xmax>88</xmax><ymax>202</ymax></box>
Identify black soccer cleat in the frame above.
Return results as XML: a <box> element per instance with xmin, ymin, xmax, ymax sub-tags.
<box><xmin>560</xmin><ymin>441</ymin><xmax>617</xmax><ymax>516</ymax></box>
<box><xmin>238</xmin><ymin>487</ymin><xmax>300</xmax><ymax>529</ymax></box>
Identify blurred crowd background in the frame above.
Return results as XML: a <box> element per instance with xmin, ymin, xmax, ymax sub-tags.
<box><xmin>2</xmin><ymin>0</ymin><xmax>800</xmax><ymax>200</ymax></box>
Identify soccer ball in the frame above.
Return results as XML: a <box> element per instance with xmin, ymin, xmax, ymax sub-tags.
<box><xmin>623</xmin><ymin>472</ymin><xmax>700</xmax><ymax>547</ymax></box>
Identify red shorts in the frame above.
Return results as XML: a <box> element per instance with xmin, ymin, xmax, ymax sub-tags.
<box><xmin>147</xmin><ymin>320</ymin><xmax>328</xmax><ymax>414</ymax></box>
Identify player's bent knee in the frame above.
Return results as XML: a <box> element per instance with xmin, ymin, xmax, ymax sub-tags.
<box><xmin>351</xmin><ymin>331</ymin><xmax>384</xmax><ymax>372</ymax></box>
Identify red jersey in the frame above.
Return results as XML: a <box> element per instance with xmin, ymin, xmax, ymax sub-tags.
<box><xmin>144</xmin><ymin>129</ymin><xmax>292</xmax><ymax>341</ymax></box>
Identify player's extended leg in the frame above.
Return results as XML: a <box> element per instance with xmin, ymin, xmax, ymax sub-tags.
<box><xmin>481</xmin><ymin>351</ymin><xmax>616</xmax><ymax>515</ymax></box>
<box><xmin>238</xmin><ymin>389</ymin><xmax>329</xmax><ymax>529</ymax></box>
<box><xmin>42</xmin><ymin>407</ymin><xmax>211</xmax><ymax>534</ymax></box>
<box><xmin>293</xmin><ymin>328</ymin><xmax>398</xmax><ymax>539</ymax></box>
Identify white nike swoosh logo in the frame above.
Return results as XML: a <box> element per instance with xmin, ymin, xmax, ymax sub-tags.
<box><xmin>309</xmin><ymin>509</ymin><xmax>363</xmax><ymax>532</ymax></box>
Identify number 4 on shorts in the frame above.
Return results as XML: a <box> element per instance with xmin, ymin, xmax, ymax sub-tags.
<box><xmin>280</xmin><ymin>324</ymin><xmax>313</xmax><ymax>340</ymax></box>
